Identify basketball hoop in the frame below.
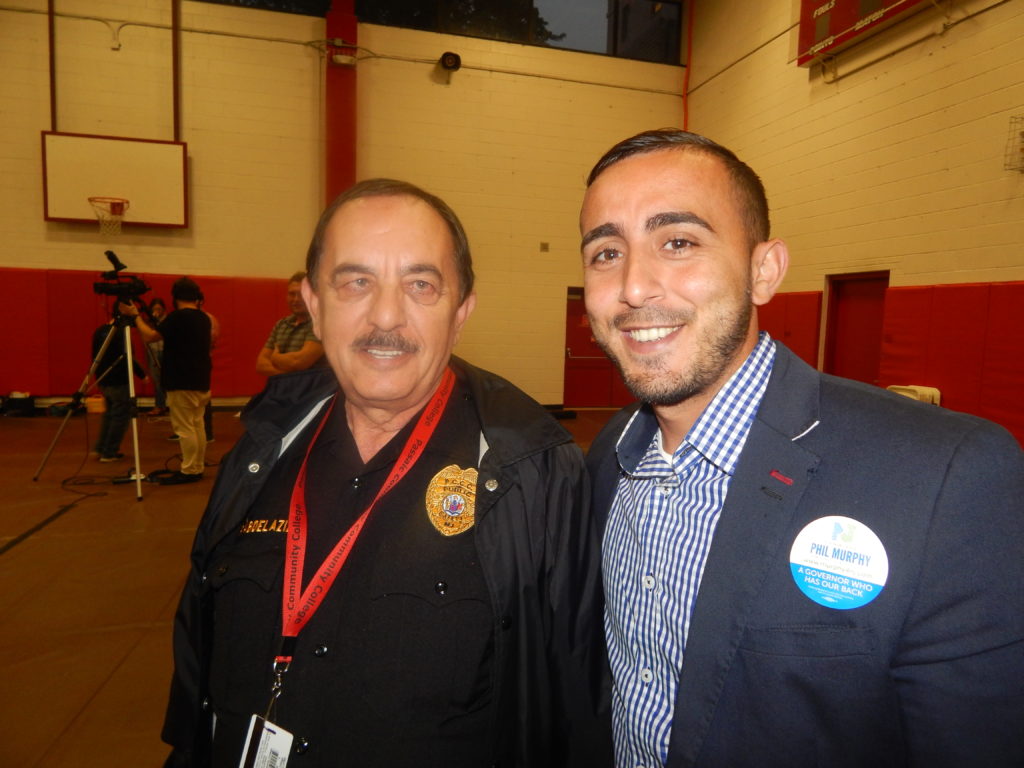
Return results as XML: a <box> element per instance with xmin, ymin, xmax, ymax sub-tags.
<box><xmin>88</xmin><ymin>196</ymin><xmax>130</xmax><ymax>236</ymax></box>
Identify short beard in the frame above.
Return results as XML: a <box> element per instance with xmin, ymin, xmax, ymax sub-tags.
<box><xmin>594</xmin><ymin>290</ymin><xmax>753</xmax><ymax>407</ymax></box>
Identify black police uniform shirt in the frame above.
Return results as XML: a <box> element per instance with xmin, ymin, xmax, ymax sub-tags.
<box><xmin>206</xmin><ymin>378</ymin><xmax>493</xmax><ymax>766</ymax></box>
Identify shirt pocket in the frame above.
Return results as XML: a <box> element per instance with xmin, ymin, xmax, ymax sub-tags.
<box><xmin>206</xmin><ymin>546</ymin><xmax>284</xmax><ymax>715</ymax></box>
<box><xmin>356</xmin><ymin>571</ymin><xmax>494</xmax><ymax>723</ymax></box>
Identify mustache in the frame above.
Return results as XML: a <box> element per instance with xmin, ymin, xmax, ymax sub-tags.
<box><xmin>352</xmin><ymin>330</ymin><xmax>419</xmax><ymax>353</ymax></box>
<box><xmin>611</xmin><ymin>307</ymin><xmax>694</xmax><ymax>330</ymax></box>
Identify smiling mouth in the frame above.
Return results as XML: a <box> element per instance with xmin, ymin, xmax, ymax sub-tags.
<box><xmin>624</xmin><ymin>326</ymin><xmax>681</xmax><ymax>343</ymax></box>
<box><xmin>354</xmin><ymin>331</ymin><xmax>418</xmax><ymax>359</ymax></box>
<box><xmin>365</xmin><ymin>348</ymin><xmax>406</xmax><ymax>359</ymax></box>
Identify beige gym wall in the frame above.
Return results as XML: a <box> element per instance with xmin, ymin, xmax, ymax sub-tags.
<box><xmin>1</xmin><ymin>1</ymin><xmax>324</xmax><ymax>278</ymax></box>
<box><xmin>0</xmin><ymin>1</ymin><xmax>683</xmax><ymax>404</ymax></box>
<box><xmin>685</xmin><ymin>0</ymin><xmax>1024</xmax><ymax>293</ymax></box>
<box><xmin>351</xmin><ymin>22</ymin><xmax>684</xmax><ymax>400</ymax></box>
<box><xmin>3</xmin><ymin>0</ymin><xmax>1021</xmax><ymax>403</ymax></box>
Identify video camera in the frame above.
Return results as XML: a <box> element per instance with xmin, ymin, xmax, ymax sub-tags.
<box><xmin>92</xmin><ymin>250</ymin><xmax>150</xmax><ymax>305</ymax></box>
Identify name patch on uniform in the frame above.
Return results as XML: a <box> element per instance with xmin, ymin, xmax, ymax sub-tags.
<box><xmin>239</xmin><ymin>519</ymin><xmax>288</xmax><ymax>534</ymax></box>
<box><xmin>789</xmin><ymin>516</ymin><xmax>889</xmax><ymax>610</ymax></box>
<box><xmin>425</xmin><ymin>464</ymin><xmax>477</xmax><ymax>536</ymax></box>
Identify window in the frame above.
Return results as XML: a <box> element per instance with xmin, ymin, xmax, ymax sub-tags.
<box><xmin>356</xmin><ymin>0</ymin><xmax>683</xmax><ymax>65</ymax></box>
<box><xmin>197</xmin><ymin>0</ymin><xmax>332</xmax><ymax>16</ymax></box>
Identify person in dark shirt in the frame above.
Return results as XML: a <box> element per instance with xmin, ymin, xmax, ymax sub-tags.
<box><xmin>160</xmin><ymin>180</ymin><xmax>612</xmax><ymax>767</ymax></box>
<box><xmin>123</xmin><ymin>277</ymin><xmax>212</xmax><ymax>484</ymax></box>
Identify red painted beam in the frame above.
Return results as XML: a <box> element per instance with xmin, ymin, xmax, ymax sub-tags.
<box><xmin>324</xmin><ymin>1</ymin><xmax>358</xmax><ymax>202</ymax></box>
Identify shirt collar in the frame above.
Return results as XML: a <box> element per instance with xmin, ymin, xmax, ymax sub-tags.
<box><xmin>615</xmin><ymin>332</ymin><xmax>776</xmax><ymax>476</ymax></box>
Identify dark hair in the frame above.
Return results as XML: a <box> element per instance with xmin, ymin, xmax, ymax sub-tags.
<box><xmin>587</xmin><ymin>128</ymin><xmax>770</xmax><ymax>247</ymax></box>
<box><xmin>305</xmin><ymin>178</ymin><xmax>474</xmax><ymax>302</ymax></box>
<box><xmin>149</xmin><ymin>297</ymin><xmax>166</xmax><ymax>310</ymax></box>
<box><xmin>171</xmin><ymin>277</ymin><xmax>203</xmax><ymax>303</ymax></box>
<box><xmin>288</xmin><ymin>271</ymin><xmax>306</xmax><ymax>284</ymax></box>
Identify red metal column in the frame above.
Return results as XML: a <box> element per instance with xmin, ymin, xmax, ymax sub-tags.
<box><xmin>324</xmin><ymin>1</ymin><xmax>357</xmax><ymax>201</ymax></box>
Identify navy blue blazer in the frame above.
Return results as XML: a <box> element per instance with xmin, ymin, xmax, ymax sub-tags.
<box><xmin>587</xmin><ymin>342</ymin><xmax>1024</xmax><ymax>768</ymax></box>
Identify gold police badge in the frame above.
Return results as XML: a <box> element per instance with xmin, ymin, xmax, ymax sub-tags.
<box><xmin>425</xmin><ymin>464</ymin><xmax>478</xmax><ymax>536</ymax></box>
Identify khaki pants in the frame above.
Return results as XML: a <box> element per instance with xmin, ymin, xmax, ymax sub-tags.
<box><xmin>167</xmin><ymin>390</ymin><xmax>211</xmax><ymax>475</ymax></box>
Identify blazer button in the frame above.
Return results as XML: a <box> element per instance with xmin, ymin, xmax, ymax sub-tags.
<box><xmin>500</xmin><ymin>616</ymin><xmax>512</xmax><ymax>630</ymax></box>
<box><xmin>434</xmin><ymin>581</ymin><xmax>448</xmax><ymax>596</ymax></box>
<box><xmin>484</xmin><ymin>478</ymin><xmax>498</xmax><ymax>492</ymax></box>
<box><xmin>313</xmin><ymin>644</ymin><xmax>328</xmax><ymax>658</ymax></box>
<box><xmin>294</xmin><ymin>737</ymin><xmax>310</xmax><ymax>754</ymax></box>
<box><xmin>248</xmin><ymin>462</ymin><xmax>260</xmax><ymax>473</ymax></box>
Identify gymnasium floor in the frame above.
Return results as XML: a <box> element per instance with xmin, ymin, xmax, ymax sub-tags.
<box><xmin>1</xmin><ymin>404</ymin><xmax>615</xmax><ymax>767</ymax></box>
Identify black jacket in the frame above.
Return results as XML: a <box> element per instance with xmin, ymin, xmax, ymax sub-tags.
<box><xmin>162</xmin><ymin>357</ymin><xmax>612</xmax><ymax>767</ymax></box>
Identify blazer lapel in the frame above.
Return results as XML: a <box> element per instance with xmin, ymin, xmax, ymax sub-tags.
<box><xmin>665</xmin><ymin>344</ymin><xmax>823</xmax><ymax>767</ymax></box>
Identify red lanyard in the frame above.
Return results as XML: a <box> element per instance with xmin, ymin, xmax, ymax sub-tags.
<box><xmin>275</xmin><ymin>366</ymin><xmax>455</xmax><ymax>667</ymax></box>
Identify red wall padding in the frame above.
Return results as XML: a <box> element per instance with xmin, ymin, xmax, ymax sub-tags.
<box><xmin>0</xmin><ymin>267</ymin><xmax>290</xmax><ymax>399</ymax></box>
<box><xmin>5</xmin><ymin>271</ymin><xmax>1022</xmax><ymax>446</ymax></box>
<box><xmin>763</xmin><ymin>284</ymin><xmax>1023</xmax><ymax>446</ymax></box>
<box><xmin>758</xmin><ymin>290</ymin><xmax>822</xmax><ymax>368</ymax></box>
<box><xmin>1</xmin><ymin>269</ymin><xmax>52</xmax><ymax>396</ymax></box>
<box><xmin>879</xmin><ymin>282</ymin><xmax>1024</xmax><ymax>446</ymax></box>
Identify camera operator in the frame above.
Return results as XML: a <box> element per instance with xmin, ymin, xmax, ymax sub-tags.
<box><xmin>121</xmin><ymin>277</ymin><xmax>211</xmax><ymax>485</ymax></box>
<box><xmin>91</xmin><ymin>306</ymin><xmax>147</xmax><ymax>462</ymax></box>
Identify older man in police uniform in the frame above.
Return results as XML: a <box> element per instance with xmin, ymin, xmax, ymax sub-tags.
<box><xmin>161</xmin><ymin>179</ymin><xmax>611</xmax><ymax>768</ymax></box>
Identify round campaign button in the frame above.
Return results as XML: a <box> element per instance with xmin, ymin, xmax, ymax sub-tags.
<box><xmin>789</xmin><ymin>516</ymin><xmax>888</xmax><ymax>610</ymax></box>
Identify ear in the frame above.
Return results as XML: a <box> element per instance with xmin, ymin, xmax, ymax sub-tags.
<box><xmin>300</xmin><ymin>277</ymin><xmax>321</xmax><ymax>338</ymax></box>
<box><xmin>452</xmin><ymin>292</ymin><xmax>477</xmax><ymax>345</ymax></box>
<box><xmin>750</xmin><ymin>238</ymin><xmax>789</xmax><ymax>307</ymax></box>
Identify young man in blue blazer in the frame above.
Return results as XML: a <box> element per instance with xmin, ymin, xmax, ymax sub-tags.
<box><xmin>580</xmin><ymin>128</ymin><xmax>1024</xmax><ymax>768</ymax></box>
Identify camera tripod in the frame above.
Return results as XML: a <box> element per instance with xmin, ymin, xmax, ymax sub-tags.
<box><xmin>33</xmin><ymin>313</ymin><xmax>147</xmax><ymax>499</ymax></box>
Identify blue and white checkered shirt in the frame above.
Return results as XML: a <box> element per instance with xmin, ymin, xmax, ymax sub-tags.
<box><xmin>603</xmin><ymin>333</ymin><xmax>776</xmax><ymax>768</ymax></box>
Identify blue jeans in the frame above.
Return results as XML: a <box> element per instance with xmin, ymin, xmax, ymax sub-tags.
<box><xmin>95</xmin><ymin>383</ymin><xmax>131</xmax><ymax>458</ymax></box>
<box><xmin>146</xmin><ymin>345</ymin><xmax>166</xmax><ymax>409</ymax></box>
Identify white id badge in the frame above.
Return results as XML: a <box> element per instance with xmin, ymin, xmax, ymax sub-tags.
<box><xmin>238</xmin><ymin>714</ymin><xmax>293</xmax><ymax>768</ymax></box>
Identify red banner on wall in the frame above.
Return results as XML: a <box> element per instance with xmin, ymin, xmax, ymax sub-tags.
<box><xmin>796</xmin><ymin>0</ymin><xmax>930</xmax><ymax>66</ymax></box>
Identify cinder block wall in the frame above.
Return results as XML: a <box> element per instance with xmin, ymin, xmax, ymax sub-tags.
<box><xmin>352</xmin><ymin>23</ymin><xmax>685</xmax><ymax>401</ymax></box>
<box><xmin>686</xmin><ymin>0</ymin><xmax>1024</xmax><ymax>293</ymax></box>
<box><xmin>0</xmin><ymin>1</ymin><xmax>683</xmax><ymax>403</ymax></box>
<box><xmin>1</xmin><ymin>1</ymin><xmax>323</xmax><ymax>279</ymax></box>
<box><xmin>3</xmin><ymin>0</ymin><xmax>1021</xmax><ymax>404</ymax></box>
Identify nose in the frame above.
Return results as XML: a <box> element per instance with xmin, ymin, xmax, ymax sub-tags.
<box><xmin>619</xmin><ymin>253</ymin><xmax>663</xmax><ymax>308</ymax></box>
<box><xmin>366</xmin><ymin>282</ymin><xmax>407</xmax><ymax>331</ymax></box>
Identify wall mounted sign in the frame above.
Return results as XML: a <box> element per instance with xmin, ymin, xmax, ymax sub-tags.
<box><xmin>796</xmin><ymin>0</ymin><xmax>930</xmax><ymax>66</ymax></box>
